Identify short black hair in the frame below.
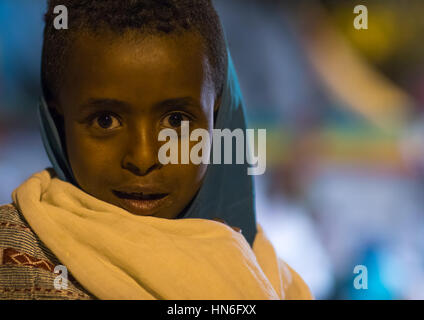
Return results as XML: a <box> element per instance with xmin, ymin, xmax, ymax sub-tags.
<box><xmin>41</xmin><ymin>0</ymin><xmax>228</xmax><ymax>104</ymax></box>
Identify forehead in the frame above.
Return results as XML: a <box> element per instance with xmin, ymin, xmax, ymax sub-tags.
<box><xmin>59</xmin><ymin>30</ymin><xmax>213</xmax><ymax>109</ymax></box>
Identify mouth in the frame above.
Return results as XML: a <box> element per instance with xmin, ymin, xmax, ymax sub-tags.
<box><xmin>112</xmin><ymin>190</ymin><xmax>170</xmax><ymax>216</ymax></box>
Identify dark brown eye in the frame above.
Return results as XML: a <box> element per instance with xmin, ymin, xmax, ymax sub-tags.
<box><xmin>91</xmin><ymin>113</ymin><xmax>121</xmax><ymax>130</ymax></box>
<box><xmin>163</xmin><ymin>112</ymin><xmax>191</xmax><ymax>128</ymax></box>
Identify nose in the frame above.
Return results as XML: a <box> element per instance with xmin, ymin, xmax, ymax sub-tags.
<box><xmin>121</xmin><ymin>126</ymin><xmax>162</xmax><ymax>176</ymax></box>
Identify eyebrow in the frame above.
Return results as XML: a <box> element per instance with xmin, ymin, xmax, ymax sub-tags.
<box><xmin>78</xmin><ymin>96</ymin><xmax>199</xmax><ymax>114</ymax></box>
<box><xmin>78</xmin><ymin>98</ymin><xmax>132</xmax><ymax>113</ymax></box>
<box><xmin>153</xmin><ymin>97</ymin><xmax>198</xmax><ymax>111</ymax></box>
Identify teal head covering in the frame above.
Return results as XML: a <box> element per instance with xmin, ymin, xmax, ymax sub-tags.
<box><xmin>38</xmin><ymin>50</ymin><xmax>258</xmax><ymax>247</ymax></box>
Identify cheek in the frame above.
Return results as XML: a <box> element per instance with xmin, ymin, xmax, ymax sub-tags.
<box><xmin>172</xmin><ymin>163</ymin><xmax>207</xmax><ymax>199</ymax></box>
<box><xmin>65</xmin><ymin>124</ymin><xmax>121</xmax><ymax>185</ymax></box>
<box><xmin>175</xmin><ymin>141</ymin><xmax>210</xmax><ymax>192</ymax></box>
<box><xmin>183</xmin><ymin>129</ymin><xmax>212</xmax><ymax>188</ymax></box>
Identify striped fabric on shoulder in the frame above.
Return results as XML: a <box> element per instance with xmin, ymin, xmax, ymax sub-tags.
<box><xmin>0</xmin><ymin>204</ymin><xmax>94</xmax><ymax>300</ymax></box>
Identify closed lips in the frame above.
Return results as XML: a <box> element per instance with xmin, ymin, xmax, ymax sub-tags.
<box><xmin>112</xmin><ymin>190</ymin><xmax>168</xmax><ymax>201</ymax></box>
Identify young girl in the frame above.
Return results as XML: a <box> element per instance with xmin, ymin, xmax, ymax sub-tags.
<box><xmin>0</xmin><ymin>0</ymin><xmax>312</xmax><ymax>300</ymax></box>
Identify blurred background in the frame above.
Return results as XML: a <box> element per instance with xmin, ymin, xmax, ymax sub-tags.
<box><xmin>1</xmin><ymin>0</ymin><xmax>424</xmax><ymax>299</ymax></box>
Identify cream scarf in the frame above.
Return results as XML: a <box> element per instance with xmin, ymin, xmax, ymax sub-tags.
<box><xmin>11</xmin><ymin>170</ymin><xmax>286</xmax><ymax>300</ymax></box>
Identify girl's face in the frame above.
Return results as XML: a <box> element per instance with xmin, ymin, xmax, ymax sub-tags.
<box><xmin>56</xmin><ymin>31</ymin><xmax>217</xmax><ymax>219</ymax></box>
